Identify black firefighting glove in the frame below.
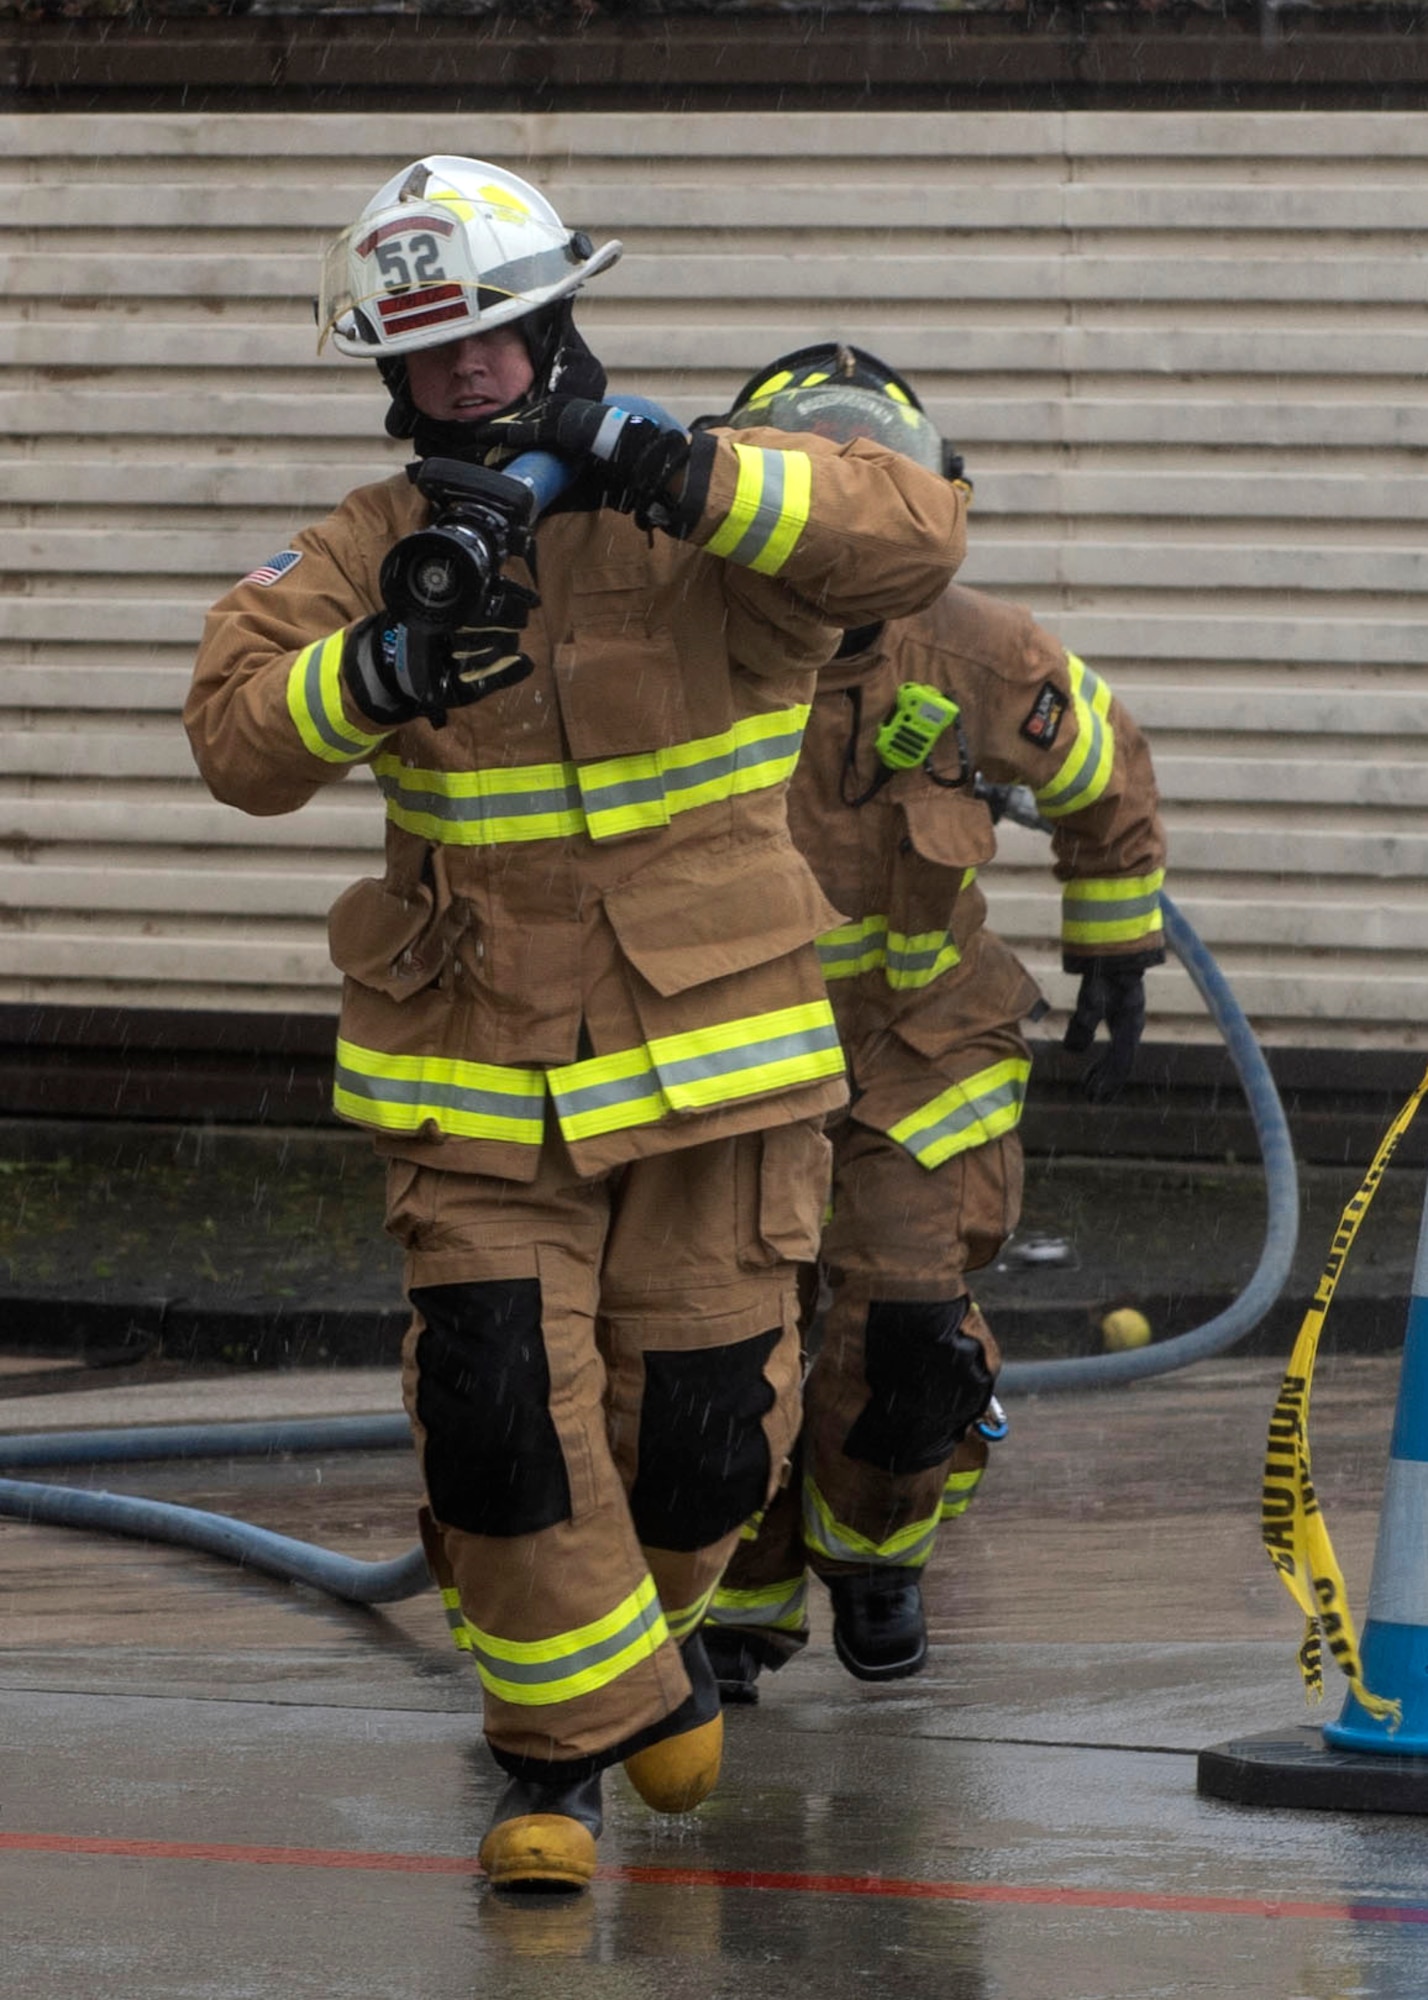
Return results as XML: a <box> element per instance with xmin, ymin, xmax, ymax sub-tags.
<box><xmin>1062</xmin><ymin>959</ymin><xmax>1150</xmax><ymax>1104</ymax></box>
<box><xmin>462</xmin><ymin>396</ymin><xmax>694</xmax><ymax>530</ymax></box>
<box><xmin>341</xmin><ymin>582</ymin><xmax>537</xmax><ymax>730</ymax></box>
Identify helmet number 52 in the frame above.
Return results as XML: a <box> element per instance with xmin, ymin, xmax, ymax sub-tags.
<box><xmin>376</xmin><ymin>235</ymin><xmax>446</xmax><ymax>289</ymax></box>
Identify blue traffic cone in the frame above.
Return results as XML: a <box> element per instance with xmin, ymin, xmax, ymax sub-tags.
<box><xmin>1322</xmin><ymin>1179</ymin><xmax>1428</xmax><ymax>1756</ymax></box>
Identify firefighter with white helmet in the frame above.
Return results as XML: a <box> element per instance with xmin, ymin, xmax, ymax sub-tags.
<box><xmin>186</xmin><ymin>171</ymin><xmax>966</xmax><ymax>1891</ymax></box>
<box><xmin>698</xmin><ymin>343</ymin><xmax>1168</xmax><ymax>1699</ymax></box>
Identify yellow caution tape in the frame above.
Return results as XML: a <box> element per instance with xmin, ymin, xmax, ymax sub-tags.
<box><xmin>1261</xmin><ymin>1061</ymin><xmax>1428</xmax><ymax>1727</ymax></box>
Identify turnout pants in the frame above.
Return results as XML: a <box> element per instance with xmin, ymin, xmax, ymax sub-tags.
<box><xmin>709</xmin><ymin>1033</ymin><xmax>1024</xmax><ymax>1663</ymax></box>
<box><xmin>386</xmin><ymin>1117</ymin><xmax>824</xmax><ymax>1774</ymax></box>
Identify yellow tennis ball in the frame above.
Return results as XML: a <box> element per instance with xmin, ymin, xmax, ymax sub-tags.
<box><xmin>1101</xmin><ymin>1307</ymin><xmax>1152</xmax><ymax>1351</ymax></box>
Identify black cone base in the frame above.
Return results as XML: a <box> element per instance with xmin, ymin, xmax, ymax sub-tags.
<box><xmin>1197</xmin><ymin>1725</ymin><xmax>1428</xmax><ymax>1814</ymax></box>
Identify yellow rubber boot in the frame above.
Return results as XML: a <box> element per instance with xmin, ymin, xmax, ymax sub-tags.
<box><xmin>479</xmin><ymin>1771</ymin><xmax>603</xmax><ymax>1893</ymax></box>
<box><xmin>623</xmin><ymin>1709</ymin><xmax>724</xmax><ymax>1813</ymax></box>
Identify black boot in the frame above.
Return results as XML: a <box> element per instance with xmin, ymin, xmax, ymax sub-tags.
<box><xmin>703</xmin><ymin>1627</ymin><xmax>771</xmax><ymax>1705</ymax></box>
<box><xmin>827</xmin><ymin>1570</ymin><xmax>928</xmax><ymax>1682</ymax></box>
<box><xmin>479</xmin><ymin>1769</ymin><xmax>604</xmax><ymax>1893</ymax></box>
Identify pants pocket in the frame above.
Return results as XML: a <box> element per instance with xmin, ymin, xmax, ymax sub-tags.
<box><xmin>741</xmin><ymin>1118</ymin><xmax>833</xmax><ymax>1269</ymax></box>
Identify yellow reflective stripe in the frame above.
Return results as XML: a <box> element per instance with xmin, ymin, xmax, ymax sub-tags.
<box><xmin>578</xmin><ymin>705</ymin><xmax>810</xmax><ymax>840</ymax></box>
<box><xmin>888</xmin><ymin>1055</ymin><xmax>1030</xmax><ymax>1171</ymax></box>
<box><xmin>373</xmin><ymin>705</ymin><xmax>809</xmax><ymax>848</ymax></box>
<box><xmin>707</xmin><ymin>1576</ymin><xmax>810</xmax><ymax>1634</ymax></box>
<box><xmin>1036</xmin><ymin>655</ymin><xmax>1116</xmax><ymax>819</ymax></box>
<box><xmin>704</xmin><ymin>442</ymin><xmax>768</xmax><ymax>559</ymax></box>
<box><xmin>374</xmin><ymin>750</ymin><xmax>586</xmax><ymax>846</ymax></box>
<box><xmin>440</xmin><ymin>1585</ymin><xmax>473</xmax><ymax>1652</ymax></box>
<box><xmin>703</xmin><ymin>444</ymin><xmax>812</xmax><ymax>575</ymax></box>
<box><xmin>463</xmin><ymin>1574</ymin><xmax>669</xmax><ymax>1708</ymax></box>
<box><xmin>650</xmin><ymin>1000</ymin><xmax>844</xmax><ymax>1112</ymax></box>
<box><xmin>817</xmin><ymin>919</ymin><xmax>960</xmax><ymax>988</ymax></box>
<box><xmin>817</xmin><ymin>916</ymin><xmax>890</xmax><ymax>981</ymax></box>
<box><xmin>549</xmin><ymin>1046</ymin><xmax>667</xmax><ymax>1142</ymax></box>
<box><xmin>1061</xmin><ymin>869</ymin><xmax>1165</xmax><ymax>948</ymax></box>
<box><xmin>817</xmin><ymin>875</ymin><xmax>975</xmax><ymax>989</ymax></box>
<box><xmin>752</xmin><ymin>447</ymin><xmax>812</xmax><ymax>576</ymax></box>
<box><xmin>802</xmin><ymin>1477</ymin><xmax>938</xmax><ymax>1569</ymax></box>
<box><xmin>549</xmin><ymin>1000</ymin><xmax>844</xmax><ymax>1142</ymax></box>
<box><xmin>940</xmin><ymin>1466</ymin><xmax>985</xmax><ymax>1522</ymax></box>
<box><xmin>287</xmin><ymin>630</ymin><xmax>387</xmax><ymax>764</ymax></box>
<box><xmin>663</xmin><ymin>1584</ymin><xmax>718</xmax><ymax>1644</ymax></box>
<box><xmin>333</xmin><ymin>1038</ymin><xmax>547</xmax><ymax>1146</ymax></box>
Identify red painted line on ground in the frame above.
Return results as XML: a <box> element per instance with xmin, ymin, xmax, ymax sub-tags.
<box><xmin>4</xmin><ymin>1832</ymin><xmax>1426</xmax><ymax>1925</ymax></box>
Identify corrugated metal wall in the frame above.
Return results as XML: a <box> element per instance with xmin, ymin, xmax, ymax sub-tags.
<box><xmin>2</xmin><ymin>111</ymin><xmax>1424</xmax><ymax>1051</ymax></box>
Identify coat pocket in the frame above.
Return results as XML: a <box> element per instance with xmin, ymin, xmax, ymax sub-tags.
<box><xmin>552</xmin><ymin>620</ymin><xmax>694</xmax><ymax>764</ymax></box>
<box><xmin>604</xmin><ymin>841</ymin><xmax>844</xmax><ymax>999</ymax></box>
<box><xmin>327</xmin><ymin>848</ymin><xmax>469</xmax><ymax>1001</ymax></box>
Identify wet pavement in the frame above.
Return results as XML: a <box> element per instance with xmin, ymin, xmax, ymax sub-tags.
<box><xmin>5</xmin><ymin>1350</ymin><xmax>1428</xmax><ymax>1998</ymax></box>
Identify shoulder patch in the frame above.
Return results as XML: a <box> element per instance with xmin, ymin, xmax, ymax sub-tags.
<box><xmin>1020</xmin><ymin>679</ymin><xmax>1068</xmax><ymax>749</ymax></box>
<box><xmin>243</xmin><ymin>549</ymin><xmax>303</xmax><ymax>588</ymax></box>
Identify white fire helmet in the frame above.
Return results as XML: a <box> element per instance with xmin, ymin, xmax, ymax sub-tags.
<box><xmin>316</xmin><ymin>156</ymin><xmax>622</xmax><ymax>358</ymax></box>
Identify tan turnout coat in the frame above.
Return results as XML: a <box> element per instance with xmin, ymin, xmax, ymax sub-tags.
<box><xmin>185</xmin><ymin>428</ymin><xmax>965</xmax><ymax>1179</ymax></box>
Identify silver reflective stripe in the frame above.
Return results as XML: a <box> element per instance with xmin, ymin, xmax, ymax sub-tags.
<box><xmin>550</xmin><ymin>1061</ymin><xmax>663</xmax><ymax>1127</ymax></box>
<box><xmin>656</xmin><ymin>1015</ymin><xmax>841</xmax><ymax>1095</ymax></box>
<box><xmin>722</xmin><ymin>449</ymin><xmax>788</xmax><ymax>569</ymax></box>
<box><xmin>1065</xmin><ymin>883</ymin><xmax>1162</xmax><ymax>929</ymax></box>
<box><xmin>375</xmin><ymin>759</ymin><xmax>584</xmax><ymax>839</ymax></box>
<box><xmin>1043</xmin><ymin>699</ymin><xmax>1107</xmax><ymax>814</ymax></box>
<box><xmin>707</xmin><ymin>1577</ymin><xmax>809</xmax><ymax>1633</ymax></box>
<box><xmin>465</xmin><ymin>1591</ymin><xmax>666</xmax><ymax>1693</ymax></box>
<box><xmin>886</xmin><ymin>935</ymin><xmax>955</xmax><ymax>983</ymax></box>
<box><xmin>334</xmin><ymin>1058</ymin><xmax>540</xmax><ymax>1128</ymax></box>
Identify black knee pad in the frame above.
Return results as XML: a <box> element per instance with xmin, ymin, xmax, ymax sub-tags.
<box><xmin>842</xmin><ymin>1296</ymin><xmax>994</xmax><ymax>1475</ymax></box>
<box><xmin>411</xmin><ymin>1279</ymin><xmax>571</xmax><ymax>1537</ymax></box>
<box><xmin>629</xmin><ymin>1327</ymin><xmax>779</xmax><ymax>1552</ymax></box>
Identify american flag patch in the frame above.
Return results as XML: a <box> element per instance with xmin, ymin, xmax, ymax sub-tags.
<box><xmin>377</xmin><ymin>284</ymin><xmax>472</xmax><ymax>339</ymax></box>
<box><xmin>243</xmin><ymin>549</ymin><xmax>303</xmax><ymax>588</ymax></box>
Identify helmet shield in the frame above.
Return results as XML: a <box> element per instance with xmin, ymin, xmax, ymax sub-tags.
<box><xmin>317</xmin><ymin>157</ymin><xmax>620</xmax><ymax>358</ymax></box>
<box><xmin>727</xmin><ymin>381</ymin><xmax>943</xmax><ymax>474</ymax></box>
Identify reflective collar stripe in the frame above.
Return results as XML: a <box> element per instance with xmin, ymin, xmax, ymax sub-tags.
<box><xmin>287</xmin><ymin>630</ymin><xmax>388</xmax><ymax>765</ymax></box>
<box><xmin>1036</xmin><ymin>654</ymin><xmax>1116</xmax><ymax>820</ymax></box>
<box><xmin>1061</xmin><ymin>869</ymin><xmax>1166</xmax><ymax>949</ymax></box>
<box><xmin>707</xmin><ymin>1576</ymin><xmax>810</xmax><ymax>1634</ymax></box>
<box><xmin>662</xmin><ymin>1583</ymin><xmax>719</xmax><ymax>1644</ymax></box>
<box><xmin>817</xmin><ymin>909</ymin><xmax>968</xmax><ymax>989</ymax></box>
<box><xmin>888</xmin><ymin>1055</ymin><xmax>1031</xmax><ymax>1171</ymax></box>
<box><xmin>548</xmin><ymin>1001</ymin><xmax>845</xmax><ymax>1143</ymax></box>
<box><xmin>460</xmin><ymin>1574</ymin><xmax>669</xmax><ymax>1708</ymax></box>
<box><xmin>940</xmin><ymin>1466</ymin><xmax>986</xmax><ymax>1521</ymax></box>
<box><xmin>802</xmin><ymin>1477</ymin><xmax>939</xmax><ymax>1569</ymax></box>
<box><xmin>703</xmin><ymin>444</ymin><xmax>813</xmax><ymax>576</ymax></box>
<box><xmin>333</xmin><ymin>1039</ymin><xmax>547</xmax><ymax>1147</ymax></box>
<box><xmin>373</xmin><ymin>704</ymin><xmax>810</xmax><ymax>848</ymax></box>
